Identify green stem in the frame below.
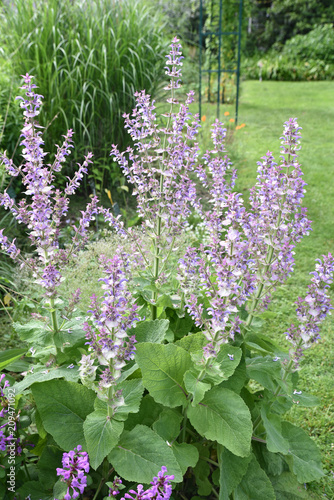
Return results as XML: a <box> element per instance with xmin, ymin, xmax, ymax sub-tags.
<box><xmin>158</xmin><ymin>235</ymin><xmax>176</xmax><ymax>277</ymax></box>
<box><xmin>23</xmin><ymin>460</ymin><xmax>31</xmax><ymax>481</ymax></box>
<box><xmin>151</xmin><ymin>75</ymin><xmax>176</xmax><ymax>319</ymax></box>
<box><xmin>107</xmin><ymin>334</ymin><xmax>116</xmax><ymax>418</ymax></box>
<box><xmin>151</xmin><ymin>214</ymin><xmax>162</xmax><ymax>320</ymax></box>
<box><xmin>181</xmin><ymin>404</ymin><xmax>188</xmax><ymax>443</ymax></box>
<box><xmin>211</xmin><ymin>486</ymin><xmax>219</xmax><ymax>499</ymax></box>
<box><xmin>200</xmin><ymin>456</ymin><xmax>219</xmax><ymax>467</ymax></box>
<box><xmin>91</xmin><ymin>475</ymin><xmax>109</xmax><ymax>500</ymax></box>
<box><xmin>107</xmin><ymin>386</ymin><xmax>114</xmax><ymax>419</ymax></box>
<box><xmin>50</xmin><ymin>297</ymin><xmax>59</xmax><ymax>333</ymax></box>
<box><xmin>91</xmin><ymin>463</ymin><xmax>114</xmax><ymax>500</ymax></box>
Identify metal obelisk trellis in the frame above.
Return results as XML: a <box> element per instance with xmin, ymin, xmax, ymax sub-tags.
<box><xmin>199</xmin><ymin>0</ymin><xmax>243</xmax><ymax>124</ymax></box>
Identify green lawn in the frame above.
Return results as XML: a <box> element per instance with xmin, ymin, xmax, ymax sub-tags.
<box><xmin>195</xmin><ymin>80</ymin><xmax>334</xmax><ymax>498</ymax></box>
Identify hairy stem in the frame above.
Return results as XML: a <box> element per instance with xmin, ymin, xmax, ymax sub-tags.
<box><xmin>50</xmin><ymin>297</ymin><xmax>59</xmax><ymax>333</ymax></box>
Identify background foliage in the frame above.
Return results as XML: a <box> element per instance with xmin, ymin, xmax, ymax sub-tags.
<box><xmin>0</xmin><ymin>0</ymin><xmax>167</xmax><ymax>192</ymax></box>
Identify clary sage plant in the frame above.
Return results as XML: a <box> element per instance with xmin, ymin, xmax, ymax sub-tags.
<box><xmin>0</xmin><ymin>38</ymin><xmax>333</xmax><ymax>500</ymax></box>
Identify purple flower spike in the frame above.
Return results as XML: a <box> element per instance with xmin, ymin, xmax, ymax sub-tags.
<box><xmin>107</xmin><ymin>38</ymin><xmax>201</xmax><ymax>284</ymax></box>
<box><xmin>121</xmin><ymin>467</ymin><xmax>174</xmax><ymax>500</ymax></box>
<box><xmin>56</xmin><ymin>445</ymin><xmax>89</xmax><ymax>500</ymax></box>
<box><xmin>285</xmin><ymin>253</ymin><xmax>334</xmax><ymax>367</ymax></box>
<box><xmin>0</xmin><ymin>74</ymin><xmax>97</xmax><ymax>300</ymax></box>
<box><xmin>80</xmin><ymin>254</ymin><xmax>139</xmax><ymax>404</ymax></box>
<box><xmin>109</xmin><ymin>476</ymin><xmax>123</xmax><ymax>497</ymax></box>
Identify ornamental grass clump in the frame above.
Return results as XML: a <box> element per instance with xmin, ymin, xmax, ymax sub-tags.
<box><xmin>0</xmin><ymin>0</ymin><xmax>167</xmax><ymax>192</ymax></box>
<box><xmin>0</xmin><ymin>38</ymin><xmax>333</xmax><ymax>500</ymax></box>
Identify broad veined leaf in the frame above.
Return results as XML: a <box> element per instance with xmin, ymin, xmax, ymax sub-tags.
<box><xmin>218</xmin><ymin>445</ymin><xmax>252</xmax><ymax>499</ymax></box>
<box><xmin>270</xmin><ymin>472</ymin><xmax>312</xmax><ymax>499</ymax></box>
<box><xmin>246</xmin><ymin>356</ymin><xmax>281</xmax><ymax>392</ymax></box>
<box><xmin>188</xmin><ymin>386</ymin><xmax>252</xmax><ymax>457</ymax></box>
<box><xmin>37</xmin><ymin>445</ymin><xmax>64</xmax><ymax>489</ymax></box>
<box><xmin>53</xmin><ymin>479</ymin><xmax>69</xmax><ymax>500</ymax></box>
<box><xmin>167</xmin><ymin>310</ymin><xmax>194</xmax><ymax>338</ymax></box>
<box><xmin>124</xmin><ymin>394</ymin><xmax>163</xmax><ymax>430</ymax></box>
<box><xmin>262</xmin><ymin>447</ymin><xmax>286</xmax><ymax>477</ymax></box>
<box><xmin>32</xmin><ymin>380</ymin><xmax>95</xmax><ymax>451</ymax></box>
<box><xmin>35</xmin><ymin>409</ymin><xmax>47</xmax><ymax>439</ymax></box>
<box><xmin>4</xmin><ymin>357</ymin><xmax>30</xmax><ymax>372</ymax></box>
<box><xmin>135</xmin><ymin>343</ymin><xmax>191</xmax><ymax>407</ymax></box>
<box><xmin>13</xmin><ymin>320</ymin><xmax>53</xmax><ymax>346</ymax></box>
<box><xmin>53</xmin><ymin>327</ymin><xmax>86</xmax><ymax>350</ymax></box>
<box><xmin>16</xmin><ymin>481</ymin><xmax>54</xmax><ymax>500</ymax></box>
<box><xmin>261</xmin><ymin>406</ymin><xmax>289</xmax><ymax>454</ymax></box>
<box><xmin>152</xmin><ymin>408</ymin><xmax>183</xmax><ymax>442</ymax></box>
<box><xmin>189</xmin><ymin>346</ymin><xmax>242</xmax><ymax>386</ymax></box>
<box><xmin>244</xmin><ymin>332</ymin><xmax>287</xmax><ymax>357</ymax></box>
<box><xmin>175</xmin><ymin>332</ymin><xmax>207</xmax><ymax>353</ymax></box>
<box><xmin>234</xmin><ymin>454</ymin><xmax>276</xmax><ymax>500</ymax></box>
<box><xmin>287</xmin><ymin>390</ymin><xmax>320</xmax><ymax>407</ymax></box>
<box><xmin>193</xmin><ymin>444</ymin><xmax>212</xmax><ymax>496</ymax></box>
<box><xmin>83</xmin><ymin>410</ymin><xmax>124</xmax><ymax>469</ymax></box>
<box><xmin>128</xmin><ymin>319</ymin><xmax>169</xmax><ymax>344</ymax></box>
<box><xmin>0</xmin><ymin>348</ymin><xmax>26</xmax><ymax>370</ymax></box>
<box><xmin>108</xmin><ymin>425</ymin><xmax>182</xmax><ymax>483</ymax></box>
<box><xmin>171</xmin><ymin>442</ymin><xmax>199</xmax><ymax>476</ymax></box>
<box><xmin>216</xmin><ymin>345</ymin><xmax>242</xmax><ymax>380</ymax></box>
<box><xmin>281</xmin><ymin>421</ymin><xmax>324</xmax><ymax>483</ymax></box>
<box><xmin>219</xmin><ymin>357</ymin><xmax>247</xmax><ymax>394</ymax></box>
<box><xmin>13</xmin><ymin>366</ymin><xmax>80</xmax><ymax>395</ymax></box>
<box><xmin>184</xmin><ymin>370</ymin><xmax>211</xmax><ymax>406</ymax></box>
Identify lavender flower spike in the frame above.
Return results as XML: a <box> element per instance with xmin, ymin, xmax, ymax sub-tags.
<box><xmin>81</xmin><ymin>254</ymin><xmax>139</xmax><ymax>406</ymax></box>
<box><xmin>0</xmin><ymin>74</ymin><xmax>97</xmax><ymax>300</ymax></box>
<box><xmin>286</xmin><ymin>253</ymin><xmax>334</xmax><ymax>367</ymax></box>
<box><xmin>122</xmin><ymin>466</ymin><xmax>174</xmax><ymax>500</ymax></box>
<box><xmin>56</xmin><ymin>445</ymin><xmax>89</xmax><ymax>500</ymax></box>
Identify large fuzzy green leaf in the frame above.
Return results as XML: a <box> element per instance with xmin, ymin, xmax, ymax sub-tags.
<box><xmin>171</xmin><ymin>442</ymin><xmax>199</xmax><ymax>476</ymax></box>
<box><xmin>270</xmin><ymin>472</ymin><xmax>312</xmax><ymax>499</ymax></box>
<box><xmin>83</xmin><ymin>410</ymin><xmax>124</xmax><ymax>469</ymax></box>
<box><xmin>0</xmin><ymin>348</ymin><xmax>26</xmax><ymax>370</ymax></box>
<box><xmin>32</xmin><ymin>380</ymin><xmax>95</xmax><ymax>450</ymax></box>
<box><xmin>261</xmin><ymin>406</ymin><xmax>289</xmax><ymax>454</ymax></box>
<box><xmin>14</xmin><ymin>366</ymin><xmax>80</xmax><ymax>394</ymax></box>
<box><xmin>218</xmin><ymin>446</ymin><xmax>252</xmax><ymax>499</ymax></box>
<box><xmin>188</xmin><ymin>386</ymin><xmax>252</xmax><ymax>457</ymax></box>
<box><xmin>135</xmin><ymin>343</ymin><xmax>191</xmax><ymax>407</ymax></box>
<box><xmin>282</xmin><ymin>421</ymin><xmax>324</xmax><ymax>483</ymax></box>
<box><xmin>128</xmin><ymin>319</ymin><xmax>169</xmax><ymax>344</ymax></box>
<box><xmin>234</xmin><ymin>455</ymin><xmax>276</xmax><ymax>500</ymax></box>
<box><xmin>108</xmin><ymin>425</ymin><xmax>182</xmax><ymax>483</ymax></box>
<box><xmin>94</xmin><ymin>379</ymin><xmax>144</xmax><ymax>422</ymax></box>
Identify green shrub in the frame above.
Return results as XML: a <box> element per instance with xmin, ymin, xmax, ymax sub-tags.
<box><xmin>242</xmin><ymin>24</ymin><xmax>334</xmax><ymax>82</ymax></box>
<box><xmin>242</xmin><ymin>54</ymin><xmax>334</xmax><ymax>82</ymax></box>
<box><xmin>283</xmin><ymin>24</ymin><xmax>334</xmax><ymax>64</ymax></box>
<box><xmin>0</xmin><ymin>0</ymin><xmax>167</xmax><ymax>192</ymax></box>
<box><xmin>244</xmin><ymin>0</ymin><xmax>334</xmax><ymax>54</ymax></box>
